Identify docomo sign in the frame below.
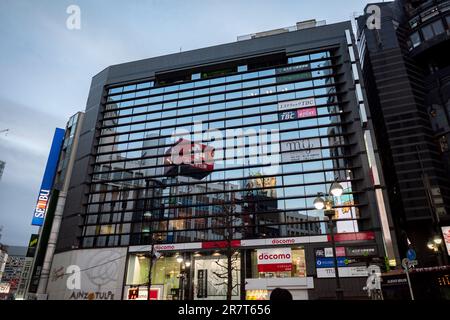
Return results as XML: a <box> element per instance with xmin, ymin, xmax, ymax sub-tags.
<box><xmin>257</xmin><ymin>248</ymin><xmax>292</xmax><ymax>272</ymax></box>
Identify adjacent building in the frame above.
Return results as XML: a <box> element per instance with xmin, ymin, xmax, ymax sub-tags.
<box><xmin>41</xmin><ymin>19</ymin><xmax>400</xmax><ymax>300</ymax></box>
<box><xmin>0</xmin><ymin>160</ymin><xmax>5</xmax><ymax>181</ymax></box>
<box><xmin>24</xmin><ymin>112</ymin><xmax>84</xmax><ymax>299</ymax></box>
<box><xmin>0</xmin><ymin>246</ymin><xmax>27</xmax><ymax>300</ymax></box>
<box><xmin>357</xmin><ymin>0</ymin><xmax>450</xmax><ymax>267</ymax></box>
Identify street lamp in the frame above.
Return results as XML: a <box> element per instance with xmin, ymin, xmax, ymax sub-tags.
<box><xmin>427</xmin><ymin>235</ymin><xmax>444</xmax><ymax>266</ymax></box>
<box><xmin>313</xmin><ymin>180</ymin><xmax>344</xmax><ymax>300</ymax></box>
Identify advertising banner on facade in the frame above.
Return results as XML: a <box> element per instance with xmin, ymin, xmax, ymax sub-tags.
<box><xmin>257</xmin><ymin>248</ymin><xmax>292</xmax><ymax>272</ymax></box>
<box><xmin>164</xmin><ymin>138</ymin><xmax>214</xmax><ymax>180</ymax></box>
<box><xmin>442</xmin><ymin>226</ymin><xmax>450</xmax><ymax>256</ymax></box>
<box><xmin>46</xmin><ymin>247</ymin><xmax>127</xmax><ymax>300</ymax></box>
<box><xmin>31</xmin><ymin>128</ymin><xmax>65</xmax><ymax>226</ymax></box>
<box><xmin>280</xmin><ymin>137</ymin><xmax>322</xmax><ymax>162</ymax></box>
<box><xmin>26</xmin><ymin>234</ymin><xmax>39</xmax><ymax>258</ymax></box>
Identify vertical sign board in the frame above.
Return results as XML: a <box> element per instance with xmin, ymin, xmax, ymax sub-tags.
<box><xmin>31</xmin><ymin>128</ymin><xmax>65</xmax><ymax>226</ymax></box>
<box><xmin>442</xmin><ymin>226</ymin><xmax>450</xmax><ymax>256</ymax></box>
<box><xmin>197</xmin><ymin>269</ymin><xmax>208</xmax><ymax>298</ymax></box>
<box><xmin>26</xmin><ymin>234</ymin><xmax>39</xmax><ymax>258</ymax></box>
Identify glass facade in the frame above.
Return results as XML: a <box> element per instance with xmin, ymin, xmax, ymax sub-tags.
<box><xmin>81</xmin><ymin>50</ymin><xmax>361</xmax><ymax>248</ymax></box>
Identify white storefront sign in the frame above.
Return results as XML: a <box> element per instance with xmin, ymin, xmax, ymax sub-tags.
<box><xmin>257</xmin><ymin>248</ymin><xmax>292</xmax><ymax>272</ymax></box>
<box><xmin>317</xmin><ymin>266</ymin><xmax>368</xmax><ymax>278</ymax></box>
<box><xmin>46</xmin><ymin>247</ymin><xmax>127</xmax><ymax>300</ymax></box>
<box><xmin>278</xmin><ymin>98</ymin><xmax>316</xmax><ymax>111</ymax></box>
<box><xmin>281</xmin><ymin>138</ymin><xmax>322</xmax><ymax>162</ymax></box>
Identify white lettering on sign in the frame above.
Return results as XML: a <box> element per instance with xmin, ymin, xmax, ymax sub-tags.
<box><xmin>271</xmin><ymin>238</ymin><xmax>295</xmax><ymax>245</ymax></box>
<box><xmin>34</xmin><ymin>189</ymin><xmax>50</xmax><ymax>218</ymax></box>
<box><xmin>257</xmin><ymin>248</ymin><xmax>292</xmax><ymax>272</ymax></box>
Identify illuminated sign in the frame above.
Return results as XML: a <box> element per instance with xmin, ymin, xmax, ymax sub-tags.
<box><xmin>442</xmin><ymin>226</ymin><xmax>450</xmax><ymax>256</ymax></box>
<box><xmin>437</xmin><ymin>274</ymin><xmax>450</xmax><ymax>286</ymax></box>
<box><xmin>278</xmin><ymin>98</ymin><xmax>317</xmax><ymax>121</ymax></box>
<box><xmin>257</xmin><ymin>248</ymin><xmax>292</xmax><ymax>272</ymax></box>
<box><xmin>246</xmin><ymin>289</ymin><xmax>268</xmax><ymax>300</ymax></box>
<box><xmin>31</xmin><ymin>128</ymin><xmax>65</xmax><ymax>226</ymax></box>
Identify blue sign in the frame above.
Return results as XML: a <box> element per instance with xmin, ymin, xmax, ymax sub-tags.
<box><xmin>316</xmin><ymin>257</ymin><xmax>347</xmax><ymax>268</ymax></box>
<box><xmin>31</xmin><ymin>128</ymin><xmax>65</xmax><ymax>226</ymax></box>
<box><xmin>407</xmin><ymin>248</ymin><xmax>416</xmax><ymax>261</ymax></box>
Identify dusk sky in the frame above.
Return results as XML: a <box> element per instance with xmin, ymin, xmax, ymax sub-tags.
<box><xmin>0</xmin><ymin>0</ymin><xmax>374</xmax><ymax>246</ymax></box>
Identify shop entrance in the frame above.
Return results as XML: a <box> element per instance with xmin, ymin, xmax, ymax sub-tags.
<box><xmin>125</xmin><ymin>252</ymin><xmax>191</xmax><ymax>300</ymax></box>
<box><xmin>192</xmin><ymin>252</ymin><xmax>241</xmax><ymax>300</ymax></box>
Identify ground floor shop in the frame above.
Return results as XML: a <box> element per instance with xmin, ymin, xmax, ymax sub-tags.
<box><xmin>45</xmin><ymin>232</ymin><xmax>382</xmax><ymax>300</ymax></box>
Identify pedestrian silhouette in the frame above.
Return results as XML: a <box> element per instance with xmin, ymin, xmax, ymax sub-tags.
<box><xmin>270</xmin><ymin>288</ymin><xmax>293</xmax><ymax>300</ymax></box>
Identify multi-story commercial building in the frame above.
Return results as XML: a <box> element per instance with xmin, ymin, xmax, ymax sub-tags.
<box><xmin>0</xmin><ymin>245</ymin><xmax>7</xmax><ymax>282</ymax></box>
<box><xmin>356</xmin><ymin>0</ymin><xmax>450</xmax><ymax>267</ymax></box>
<box><xmin>44</xmin><ymin>19</ymin><xmax>400</xmax><ymax>300</ymax></box>
<box><xmin>24</xmin><ymin>112</ymin><xmax>84</xmax><ymax>299</ymax></box>
<box><xmin>0</xmin><ymin>246</ymin><xmax>27</xmax><ymax>299</ymax></box>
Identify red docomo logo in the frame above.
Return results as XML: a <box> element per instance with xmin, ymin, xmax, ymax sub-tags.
<box><xmin>271</xmin><ymin>239</ymin><xmax>295</xmax><ymax>245</ymax></box>
<box><xmin>258</xmin><ymin>253</ymin><xmax>291</xmax><ymax>260</ymax></box>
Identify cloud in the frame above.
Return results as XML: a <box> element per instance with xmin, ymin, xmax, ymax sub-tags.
<box><xmin>0</xmin><ymin>97</ymin><xmax>66</xmax><ymax>246</ymax></box>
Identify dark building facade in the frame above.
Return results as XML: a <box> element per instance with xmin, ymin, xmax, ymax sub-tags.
<box><xmin>357</xmin><ymin>0</ymin><xmax>450</xmax><ymax>267</ymax></box>
<box><xmin>45</xmin><ymin>20</ymin><xmax>400</xmax><ymax>300</ymax></box>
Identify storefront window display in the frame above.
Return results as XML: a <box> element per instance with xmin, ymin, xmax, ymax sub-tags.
<box><xmin>126</xmin><ymin>253</ymin><xmax>184</xmax><ymax>300</ymax></box>
<box><xmin>193</xmin><ymin>253</ymin><xmax>241</xmax><ymax>300</ymax></box>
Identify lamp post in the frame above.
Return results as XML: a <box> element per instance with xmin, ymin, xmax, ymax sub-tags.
<box><xmin>144</xmin><ymin>178</ymin><xmax>165</xmax><ymax>301</ymax></box>
<box><xmin>314</xmin><ymin>181</ymin><xmax>344</xmax><ymax>300</ymax></box>
<box><xmin>427</xmin><ymin>235</ymin><xmax>444</xmax><ymax>266</ymax></box>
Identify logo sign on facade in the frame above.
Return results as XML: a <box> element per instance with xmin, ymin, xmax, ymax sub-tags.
<box><xmin>276</xmin><ymin>63</ymin><xmax>310</xmax><ymax>75</ymax></box>
<box><xmin>442</xmin><ymin>226</ymin><xmax>450</xmax><ymax>256</ymax></box>
<box><xmin>345</xmin><ymin>246</ymin><xmax>378</xmax><ymax>257</ymax></box>
<box><xmin>257</xmin><ymin>248</ymin><xmax>292</xmax><ymax>272</ymax></box>
<box><xmin>127</xmin><ymin>287</ymin><xmax>160</xmax><ymax>300</ymax></box>
<box><xmin>317</xmin><ymin>266</ymin><xmax>368</xmax><ymax>278</ymax></box>
<box><xmin>31</xmin><ymin>128</ymin><xmax>65</xmax><ymax>226</ymax></box>
<box><xmin>281</xmin><ymin>138</ymin><xmax>322</xmax><ymax>162</ymax></box>
<box><xmin>26</xmin><ymin>234</ymin><xmax>39</xmax><ymax>258</ymax></box>
<box><xmin>278</xmin><ymin>98</ymin><xmax>316</xmax><ymax>112</ymax></box>
<box><xmin>278</xmin><ymin>98</ymin><xmax>317</xmax><ymax>121</ymax></box>
<box><xmin>316</xmin><ymin>257</ymin><xmax>348</xmax><ymax>268</ymax></box>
